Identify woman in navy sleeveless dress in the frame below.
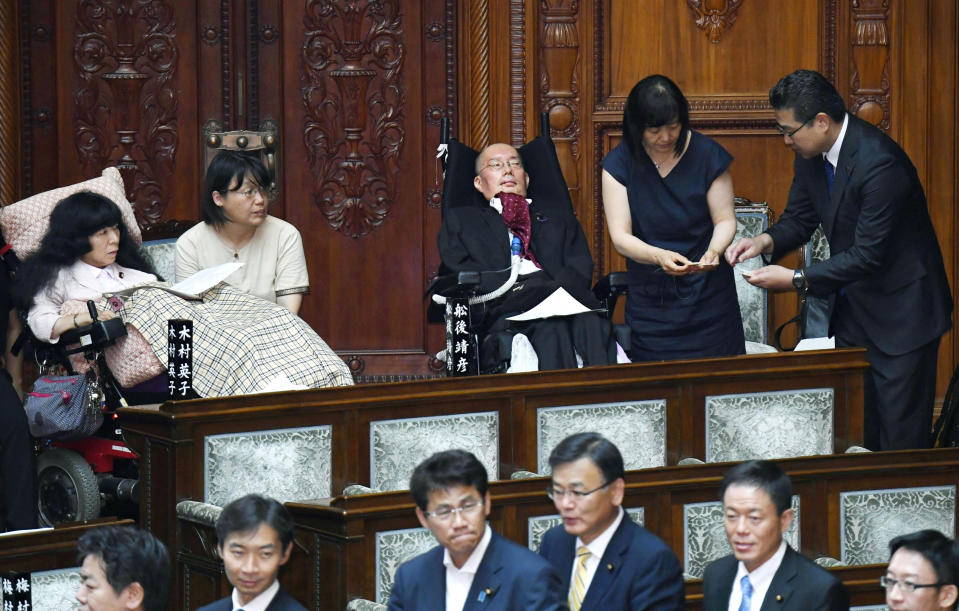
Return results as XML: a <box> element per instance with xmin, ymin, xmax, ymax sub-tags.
<box><xmin>602</xmin><ymin>75</ymin><xmax>745</xmax><ymax>361</ymax></box>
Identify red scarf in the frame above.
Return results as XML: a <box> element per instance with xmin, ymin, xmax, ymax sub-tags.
<box><xmin>498</xmin><ymin>192</ymin><xmax>540</xmax><ymax>268</ymax></box>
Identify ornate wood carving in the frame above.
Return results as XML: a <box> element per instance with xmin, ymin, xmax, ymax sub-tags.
<box><xmin>509</xmin><ymin>0</ymin><xmax>526</xmax><ymax>145</ymax></box>
<box><xmin>540</xmin><ymin>0</ymin><xmax>581</xmax><ymax>205</ymax></box>
<box><xmin>0</xmin><ymin>0</ymin><xmax>17</xmax><ymax>205</ymax></box>
<box><xmin>849</xmin><ymin>0</ymin><xmax>890</xmax><ymax>130</ymax></box>
<box><xmin>73</xmin><ymin>0</ymin><xmax>179</xmax><ymax>226</ymax></box>
<box><xmin>220</xmin><ymin>0</ymin><xmax>232</xmax><ymax>130</ymax></box>
<box><xmin>469</xmin><ymin>0</ymin><xmax>491</xmax><ymax>148</ymax></box>
<box><xmin>685</xmin><ymin>0</ymin><xmax>744</xmax><ymax>44</ymax></box>
<box><xmin>301</xmin><ymin>0</ymin><xmax>406</xmax><ymax>239</ymax></box>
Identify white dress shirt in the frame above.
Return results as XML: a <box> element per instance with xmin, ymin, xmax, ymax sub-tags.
<box><xmin>823</xmin><ymin>113</ymin><xmax>849</xmax><ymax>171</ymax></box>
<box><xmin>230</xmin><ymin>578</ymin><xmax>279</xmax><ymax>611</ymax></box>
<box><xmin>727</xmin><ymin>540</ymin><xmax>788</xmax><ymax>611</ymax></box>
<box><xmin>568</xmin><ymin>507</ymin><xmax>625</xmax><ymax>596</ymax></box>
<box><xmin>443</xmin><ymin>524</ymin><xmax>493</xmax><ymax>611</ymax></box>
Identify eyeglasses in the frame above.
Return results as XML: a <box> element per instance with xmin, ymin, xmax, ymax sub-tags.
<box><xmin>546</xmin><ymin>481</ymin><xmax>610</xmax><ymax>501</ymax></box>
<box><xmin>423</xmin><ymin>500</ymin><xmax>482</xmax><ymax>522</ymax></box>
<box><xmin>482</xmin><ymin>158</ymin><xmax>523</xmax><ymax>172</ymax></box>
<box><xmin>879</xmin><ymin>575</ymin><xmax>943</xmax><ymax>594</ymax></box>
<box><xmin>232</xmin><ymin>186</ymin><xmax>266</xmax><ymax>199</ymax></box>
<box><xmin>775</xmin><ymin>120</ymin><xmax>810</xmax><ymax>139</ymax></box>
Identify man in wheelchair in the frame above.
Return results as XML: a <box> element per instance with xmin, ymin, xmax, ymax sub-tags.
<box><xmin>438</xmin><ymin>142</ymin><xmax>616</xmax><ymax>372</ymax></box>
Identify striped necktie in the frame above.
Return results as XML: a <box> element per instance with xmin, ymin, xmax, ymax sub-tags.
<box><xmin>568</xmin><ymin>545</ymin><xmax>591</xmax><ymax>611</ymax></box>
<box><xmin>738</xmin><ymin>574</ymin><xmax>753</xmax><ymax>611</ymax></box>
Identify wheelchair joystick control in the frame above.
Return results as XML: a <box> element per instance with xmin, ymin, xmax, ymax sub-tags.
<box><xmin>87</xmin><ymin>300</ymin><xmax>99</xmax><ymax>322</ymax></box>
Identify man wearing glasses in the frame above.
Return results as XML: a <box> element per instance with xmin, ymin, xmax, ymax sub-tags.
<box><xmin>387</xmin><ymin>449</ymin><xmax>565</xmax><ymax>610</ymax></box>
<box><xmin>726</xmin><ymin>69</ymin><xmax>952</xmax><ymax>451</ymax></box>
<box><xmin>883</xmin><ymin>530</ymin><xmax>958</xmax><ymax>610</ymax></box>
<box><xmin>538</xmin><ymin>432</ymin><xmax>684</xmax><ymax>610</ymax></box>
<box><xmin>437</xmin><ymin>142</ymin><xmax>617</xmax><ymax>371</ymax></box>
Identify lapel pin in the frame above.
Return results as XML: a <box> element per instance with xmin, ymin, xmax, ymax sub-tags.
<box><xmin>776</xmin><ymin>594</ymin><xmax>783</xmax><ymax>602</ymax></box>
<box><xmin>607</xmin><ymin>563</ymin><xmax>614</xmax><ymax>572</ymax></box>
<box><xmin>118</xmin><ymin>271</ymin><xmax>124</xmax><ymax>278</ymax></box>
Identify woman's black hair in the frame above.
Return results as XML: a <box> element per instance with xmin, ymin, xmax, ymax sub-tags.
<box><xmin>13</xmin><ymin>191</ymin><xmax>157</xmax><ymax>311</ymax></box>
<box><xmin>202</xmin><ymin>150</ymin><xmax>271</xmax><ymax>227</ymax></box>
<box><xmin>622</xmin><ymin>74</ymin><xmax>691</xmax><ymax>161</ymax></box>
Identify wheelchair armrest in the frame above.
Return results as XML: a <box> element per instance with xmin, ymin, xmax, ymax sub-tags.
<box><xmin>425</xmin><ymin>271</ymin><xmax>482</xmax><ymax>299</ymax></box>
<box><xmin>62</xmin><ymin>317</ymin><xmax>127</xmax><ymax>354</ymax></box>
<box><xmin>592</xmin><ymin>272</ymin><xmax>629</xmax><ymax>320</ymax></box>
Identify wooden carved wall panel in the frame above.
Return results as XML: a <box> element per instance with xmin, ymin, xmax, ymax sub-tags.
<box><xmin>301</xmin><ymin>0</ymin><xmax>406</xmax><ymax>239</ymax></box>
<box><xmin>0</xmin><ymin>0</ymin><xmax>17</xmax><ymax>205</ymax></box>
<box><xmin>73</xmin><ymin>0</ymin><xmax>179</xmax><ymax>227</ymax></box>
<box><xmin>849</xmin><ymin>0</ymin><xmax>890</xmax><ymax>130</ymax></box>
<box><xmin>468</xmin><ymin>0</ymin><xmax>491</xmax><ymax>148</ymax></box>
<box><xmin>509</xmin><ymin>0</ymin><xmax>526</xmax><ymax>145</ymax></box>
<box><xmin>685</xmin><ymin>0</ymin><xmax>744</xmax><ymax>44</ymax></box>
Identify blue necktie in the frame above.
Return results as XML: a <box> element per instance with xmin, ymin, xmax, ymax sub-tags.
<box><xmin>824</xmin><ymin>158</ymin><xmax>835</xmax><ymax>193</ymax></box>
<box><xmin>738</xmin><ymin>575</ymin><xmax>753</xmax><ymax>611</ymax></box>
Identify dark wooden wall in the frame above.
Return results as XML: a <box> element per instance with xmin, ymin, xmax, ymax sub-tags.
<box><xmin>4</xmin><ymin>1</ymin><xmax>958</xmax><ymax>392</ymax></box>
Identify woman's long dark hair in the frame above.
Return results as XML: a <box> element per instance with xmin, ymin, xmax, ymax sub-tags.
<box><xmin>13</xmin><ymin>191</ymin><xmax>157</xmax><ymax>310</ymax></box>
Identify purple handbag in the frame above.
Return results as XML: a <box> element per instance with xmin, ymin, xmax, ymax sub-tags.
<box><xmin>24</xmin><ymin>373</ymin><xmax>103</xmax><ymax>440</ymax></box>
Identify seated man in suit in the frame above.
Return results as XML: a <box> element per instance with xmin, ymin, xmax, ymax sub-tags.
<box><xmin>702</xmin><ymin>460</ymin><xmax>848</xmax><ymax>610</ymax></box>
<box><xmin>75</xmin><ymin>525</ymin><xmax>170</xmax><ymax>611</ymax></box>
<box><xmin>388</xmin><ymin>449</ymin><xmax>565</xmax><ymax>610</ymax></box>
<box><xmin>198</xmin><ymin>494</ymin><xmax>307</xmax><ymax>611</ymax></box>
<box><xmin>538</xmin><ymin>432</ymin><xmax>684</xmax><ymax>610</ymax></box>
<box><xmin>883</xmin><ymin>529</ymin><xmax>958</xmax><ymax>611</ymax></box>
<box><xmin>438</xmin><ymin>143</ymin><xmax>616</xmax><ymax>371</ymax></box>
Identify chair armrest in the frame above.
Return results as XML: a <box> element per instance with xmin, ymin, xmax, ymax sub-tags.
<box><xmin>425</xmin><ymin>271</ymin><xmax>482</xmax><ymax>299</ymax></box>
<box><xmin>61</xmin><ymin>317</ymin><xmax>127</xmax><ymax>355</ymax></box>
<box><xmin>592</xmin><ymin>271</ymin><xmax>628</xmax><ymax>301</ymax></box>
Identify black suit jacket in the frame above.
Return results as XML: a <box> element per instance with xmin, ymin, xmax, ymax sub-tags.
<box><xmin>766</xmin><ymin>114</ymin><xmax>952</xmax><ymax>355</ymax></box>
<box><xmin>701</xmin><ymin>546</ymin><xmax>849</xmax><ymax>611</ymax></box>
<box><xmin>437</xmin><ymin>201</ymin><xmax>599</xmax><ymax>310</ymax></box>
<box><xmin>387</xmin><ymin>530</ymin><xmax>566</xmax><ymax>611</ymax></box>
<box><xmin>195</xmin><ymin>584</ymin><xmax>307</xmax><ymax>611</ymax></box>
<box><xmin>539</xmin><ymin>516</ymin><xmax>685</xmax><ymax>611</ymax></box>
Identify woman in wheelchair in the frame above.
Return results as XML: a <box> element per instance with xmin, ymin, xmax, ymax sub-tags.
<box><xmin>175</xmin><ymin>150</ymin><xmax>309</xmax><ymax>314</ymax></box>
<box><xmin>16</xmin><ymin>191</ymin><xmax>158</xmax><ymax>343</ymax></box>
<box><xmin>15</xmin><ymin>190</ymin><xmax>353</xmax><ymax>398</ymax></box>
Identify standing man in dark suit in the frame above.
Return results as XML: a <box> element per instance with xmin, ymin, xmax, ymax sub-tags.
<box><xmin>702</xmin><ymin>460</ymin><xmax>848</xmax><ymax>610</ymax></box>
<box><xmin>726</xmin><ymin>69</ymin><xmax>953</xmax><ymax>450</ymax></box>
<box><xmin>538</xmin><ymin>432</ymin><xmax>684</xmax><ymax>610</ymax></box>
<box><xmin>387</xmin><ymin>449</ymin><xmax>565</xmax><ymax>611</ymax></box>
<box><xmin>197</xmin><ymin>494</ymin><xmax>307</xmax><ymax>611</ymax></box>
<box><xmin>438</xmin><ymin>142</ymin><xmax>616</xmax><ymax>370</ymax></box>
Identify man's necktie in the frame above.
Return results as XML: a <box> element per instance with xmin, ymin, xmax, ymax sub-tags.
<box><xmin>738</xmin><ymin>575</ymin><xmax>753</xmax><ymax>611</ymax></box>
<box><xmin>568</xmin><ymin>546</ymin><xmax>591</xmax><ymax>611</ymax></box>
<box><xmin>497</xmin><ymin>191</ymin><xmax>541</xmax><ymax>268</ymax></box>
<box><xmin>824</xmin><ymin>158</ymin><xmax>835</xmax><ymax>193</ymax></box>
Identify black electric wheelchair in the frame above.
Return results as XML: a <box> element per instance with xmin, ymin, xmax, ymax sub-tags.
<box><xmin>427</xmin><ymin>114</ymin><xmax>628</xmax><ymax>375</ymax></box>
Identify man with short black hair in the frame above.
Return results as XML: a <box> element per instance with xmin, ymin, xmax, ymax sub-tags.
<box><xmin>702</xmin><ymin>460</ymin><xmax>848</xmax><ymax>610</ymax></box>
<box><xmin>387</xmin><ymin>449</ymin><xmax>565</xmax><ymax>610</ymax></box>
<box><xmin>538</xmin><ymin>432</ymin><xmax>683</xmax><ymax>610</ymax></box>
<box><xmin>884</xmin><ymin>529</ymin><xmax>959</xmax><ymax>610</ymax></box>
<box><xmin>198</xmin><ymin>494</ymin><xmax>306</xmax><ymax>610</ymax></box>
<box><xmin>75</xmin><ymin>525</ymin><xmax>170</xmax><ymax>611</ymax></box>
<box><xmin>727</xmin><ymin>69</ymin><xmax>953</xmax><ymax>450</ymax></box>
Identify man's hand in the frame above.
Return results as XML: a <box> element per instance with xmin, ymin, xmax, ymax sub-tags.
<box><xmin>725</xmin><ymin>234</ymin><xmax>772</xmax><ymax>266</ymax></box>
<box><xmin>741</xmin><ymin>265</ymin><xmax>794</xmax><ymax>291</ymax></box>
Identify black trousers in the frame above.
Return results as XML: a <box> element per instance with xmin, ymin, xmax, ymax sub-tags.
<box><xmin>833</xmin><ymin>297</ymin><xmax>940</xmax><ymax>450</ymax></box>
<box><xmin>1</xmin><ymin>370</ymin><xmax>37</xmax><ymax>530</ymax></box>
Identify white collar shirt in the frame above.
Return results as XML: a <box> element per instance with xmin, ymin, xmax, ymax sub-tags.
<box><xmin>569</xmin><ymin>507</ymin><xmax>625</xmax><ymax>597</ymax></box>
<box><xmin>727</xmin><ymin>540</ymin><xmax>788</xmax><ymax>611</ymax></box>
<box><xmin>488</xmin><ymin>196</ymin><xmax>540</xmax><ymax>275</ymax></box>
<box><xmin>823</xmin><ymin>113</ymin><xmax>849</xmax><ymax>170</ymax></box>
<box><xmin>443</xmin><ymin>524</ymin><xmax>493</xmax><ymax>611</ymax></box>
<box><xmin>230</xmin><ymin>578</ymin><xmax>279</xmax><ymax>611</ymax></box>
<box><xmin>74</xmin><ymin>260</ymin><xmax>127</xmax><ymax>293</ymax></box>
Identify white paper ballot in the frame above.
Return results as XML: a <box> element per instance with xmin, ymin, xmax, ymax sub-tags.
<box><xmin>505</xmin><ymin>287</ymin><xmax>594</xmax><ymax>321</ymax></box>
<box><xmin>794</xmin><ymin>336</ymin><xmax>835</xmax><ymax>351</ymax></box>
<box><xmin>169</xmin><ymin>262</ymin><xmax>244</xmax><ymax>297</ymax></box>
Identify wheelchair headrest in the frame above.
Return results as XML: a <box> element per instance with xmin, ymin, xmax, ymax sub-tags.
<box><xmin>0</xmin><ymin>167</ymin><xmax>143</xmax><ymax>259</ymax></box>
<box><xmin>440</xmin><ymin>136</ymin><xmax>576</xmax><ymax>218</ymax></box>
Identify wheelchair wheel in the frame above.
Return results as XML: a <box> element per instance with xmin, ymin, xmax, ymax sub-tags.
<box><xmin>36</xmin><ymin>448</ymin><xmax>101</xmax><ymax>526</ymax></box>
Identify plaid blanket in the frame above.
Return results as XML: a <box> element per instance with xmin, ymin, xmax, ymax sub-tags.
<box><xmin>122</xmin><ymin>283</ymin><xmax>353</xmax><ymax>396</ymax></box>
